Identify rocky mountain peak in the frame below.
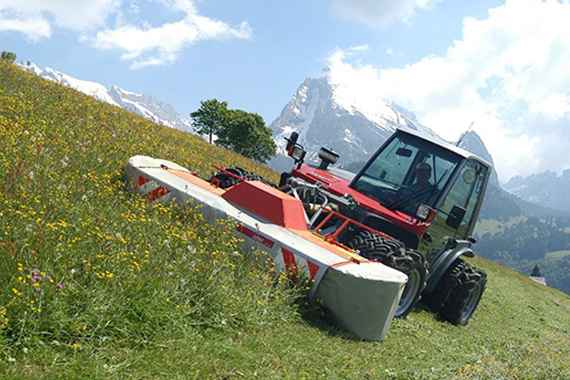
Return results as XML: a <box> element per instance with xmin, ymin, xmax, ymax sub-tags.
<box><xmin>457</xmin><ymin>130</ymin><xmax>494</xmax><ymax>164</ymax></box>
<box><xmin>269</xmin><ymin>75</ymin><xmax>434</xmax><ymax>172</ymax></box>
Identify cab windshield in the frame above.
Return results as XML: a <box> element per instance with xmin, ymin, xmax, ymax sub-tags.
<box><xmin>351</xmin><ymin>133</ymin><xmax>462</xmax><ymax>215</ymax></box>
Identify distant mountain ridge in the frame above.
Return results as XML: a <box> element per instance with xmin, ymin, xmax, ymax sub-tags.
<box><xmin>505</xmin><ymin>170</ymin><xmax>570</xmax><ymax>212</ymax></box>
<box><xmin>17</xmin><ymin>61</ymin><xmax>192</xmax><ymax>132</ymax></box>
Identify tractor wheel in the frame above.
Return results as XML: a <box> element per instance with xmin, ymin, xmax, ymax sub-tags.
<box><xmin>348</xmin><ymin>231</ymin><xmax>428</xmax><ymax>318</ymax></box>
<box><xmin>210</xmin><ymin>167</ymin><xmax>263</xmax><ymax>189</ymax></box>
<box><xmin>425</xmin><ymin>259</ymin><xmax>487</xmax><ymax>326</ymax></box>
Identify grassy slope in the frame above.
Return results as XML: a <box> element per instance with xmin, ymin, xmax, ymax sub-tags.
<box><xmin>1</xmin><ymin>62</ymin><xmax>570</xmax><ymax>379</ymax></box>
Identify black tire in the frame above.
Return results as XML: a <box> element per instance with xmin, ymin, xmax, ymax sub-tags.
<box><xmin>424</xmin><ymin>259</ymin><xmax>487</xmax><ymax>326</ymax></box>
<box><xmin>210</xmin><ymin>167</ymin><xmax>262</xmax><ymax>189</ymax></box>
<box><xmin>347</xmin><ymin>230</ymin><xmax>428</xmax><ymax>318</ymax></box>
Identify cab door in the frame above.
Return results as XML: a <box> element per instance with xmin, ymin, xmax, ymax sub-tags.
<box><xmin>419</xmin><ymin>159</ymin><xmax>489</xmax><ymax>258</ymax></box>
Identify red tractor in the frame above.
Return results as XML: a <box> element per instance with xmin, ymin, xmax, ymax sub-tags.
<box><xmin>217</xmin><ymin>127</ymin><xmax>490</xmax><ymax>324</ymax></box>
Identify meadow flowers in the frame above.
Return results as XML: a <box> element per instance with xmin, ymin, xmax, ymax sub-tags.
<box><xmin>0</xmin><ymin>61</ymin><xmax>293</xmax><ymax>352</ymax></box>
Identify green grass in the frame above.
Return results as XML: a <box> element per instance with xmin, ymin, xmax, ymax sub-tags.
<box><xmin>2</xmin><ymin>61</ymin><xmax>570</xmax><ymax>379</ymax></box>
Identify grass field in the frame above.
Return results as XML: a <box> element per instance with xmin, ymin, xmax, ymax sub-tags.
<box><xmin>2</xmin><ymin>61</ymin><xmax>570</xmax><ymax>379</ymax></box>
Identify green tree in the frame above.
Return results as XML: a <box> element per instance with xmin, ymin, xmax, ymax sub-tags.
<box><xmin>1</xmin><ymin>51</ymin><xmax>16</xmax><ymax>64</ymax></box>
<box><xmin>216</xmin><ymin>110</ymin><xmax>276</xmax><ymax>163</ymax></box>
<box><xmin>190</xmin><ymin>99</ymin><xmax>228</xmax><ymax>144</ymax></box>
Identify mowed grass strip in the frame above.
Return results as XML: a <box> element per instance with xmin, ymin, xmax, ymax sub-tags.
<box><xmin>1</xmin><ymin>62</ymin><xmax>570</xmax><ymax>379</ymax></box>
<box><xmin>545</xmin><ymin>250</ymin><xmax>570</xmax><ymax>260</ymax></box>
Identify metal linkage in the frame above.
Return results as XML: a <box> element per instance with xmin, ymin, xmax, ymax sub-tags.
<box><xmin>314</xmin><ymin>209</ymin><xmax>395</xmax><ymax>247</ymax></box>
<box><xmin>285</xmin><ymin>176</ymin><xmax>396</xmax><ymax>251</ymax></box>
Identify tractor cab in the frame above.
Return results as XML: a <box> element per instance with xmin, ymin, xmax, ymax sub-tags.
<box><xmin>282</xmin><ymin>128</ymin><xmax>491</xmax><ymax>253</ymax></box>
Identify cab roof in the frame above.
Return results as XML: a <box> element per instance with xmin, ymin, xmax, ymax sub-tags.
<box><xmin>397</xmin><ymin>126</ymin><xmax>493</xmax><ymax>169</ymax></box>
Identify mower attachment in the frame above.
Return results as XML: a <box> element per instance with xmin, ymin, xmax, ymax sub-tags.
<box><xmin>126</xmin><ymin>155</ymin><xmax>407</xmax><ymax>340</ymax></box>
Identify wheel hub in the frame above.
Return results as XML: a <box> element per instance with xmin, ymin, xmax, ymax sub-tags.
<box><xmin>396</xmin><ymin>269</ymin><xmax>421</xmax><ymax>317</ymax></box>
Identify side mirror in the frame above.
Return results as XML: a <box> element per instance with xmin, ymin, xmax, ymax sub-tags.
<box><xmin>285</xmin><ymin>132</ymin><xmax>299</xmax><ymax>153</ymax></box>
<box><xmin>446</xmin><ymin>205</ymin><xmax>466</xmax><ymax>229</ymax></box>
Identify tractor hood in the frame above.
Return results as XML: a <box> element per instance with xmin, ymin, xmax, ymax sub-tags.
<box><xmin>291</xmin><ymin>164</ymin><xmax>429</xmax><ymax>237</ymax></box>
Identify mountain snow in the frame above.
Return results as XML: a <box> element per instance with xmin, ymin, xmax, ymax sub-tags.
<box><xmin>17</xmin><ymin>61</ymin><xmax>192</xmax><ymax>132</ymax></box>
<box><xmin>269</xmin><ymin>76</ymin><xmax>439</xmax><ymax>172</ymax></box>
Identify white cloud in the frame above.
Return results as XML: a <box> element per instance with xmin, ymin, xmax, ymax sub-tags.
<box><xmin>0</xmin><ymin>0</ymin><xmax>251</xmax><ymax>69</ymax></box>
<box><xmin>0</xmin><ymin>16</ymin><xmax>51</xmax><ymax>41</ymax></box>
<box><xmin>326</xmin><ymin>0</ymin><xmax>570</xmax><ymax>181</ymax></box>
<box><xmin>0</xmin><ymin>0</ymin><xmax>117</xmax><ymax>36</ymax></box>
<box><xmin>331</xmin><ymin>0</ymin><xmax>440</xmax><ymax>26</ymax></box>
<box><xmin>93</xmin><ymin>0</ymin><xmax>251</xmax><ymax>69</ymax></box>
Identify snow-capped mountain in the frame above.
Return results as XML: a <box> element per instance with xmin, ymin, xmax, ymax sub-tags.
<box><xmin>269</xmin><ymin>77</ymin><xmax>438</xmax><ymax>172</ymax></box>
<box><xmin>17</xmin><ymin>61</ymin><xmax>191</xmax><ymax>132</ymax></box>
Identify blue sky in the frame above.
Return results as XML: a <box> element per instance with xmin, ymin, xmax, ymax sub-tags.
<box><xmin>2</xmin><ymin>0</ymin><xmax>570</xmax><ymax>181</ymax></box>
<box><xmin>1</xmin><ymin>0</ymin><xmax>500</xmax><ymax>121</ymax></box>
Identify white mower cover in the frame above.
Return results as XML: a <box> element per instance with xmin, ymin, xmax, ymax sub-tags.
<box><xmin>126</xmin><ymin>155</ymin><xmax>407</xmax><ymax>340</ymax></box>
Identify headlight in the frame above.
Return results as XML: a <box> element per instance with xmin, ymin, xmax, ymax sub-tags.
<box><xmin>290</xmin><ymin>145</ymin><xmax>306</xmax><ymax>162</ymax></box>
<box><xmin>416</xmin><ymin>204</ymin><xmax>435</xmax><ymax>221</ymax></box>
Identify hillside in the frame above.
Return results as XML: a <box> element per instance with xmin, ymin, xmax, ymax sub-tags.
<box><xmin>1</xmin><ymin>62</ymin><xmax>570</xmax><ymax>379</ymax></box>
<box><xmin>17</xmin><ymin>61</ymin><xmax>192</xmax><ymax>132</ymax></box>
<box><xmin>521</xmin><ymin>255</ymin><xmax>570</xmax><ymax>295</ymax></box>
<box><xmin>476</xmin><ymin>216</ymin><xmax>570</xmax><ymax>295</ymax></box>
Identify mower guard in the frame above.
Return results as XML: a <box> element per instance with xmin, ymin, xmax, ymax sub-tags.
<box><xmin>126</xmin><ymin>155</ymin><xmax>407</xmax><ymax>340</ymax></box>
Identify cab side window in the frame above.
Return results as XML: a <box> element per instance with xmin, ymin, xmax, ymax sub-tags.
<box><xmin>439</xmin><ymin>160</ymin><xmax>487</xmax><ymax>238</ymax></box>
<box><xmin>440</xmin><ymin>162</ymin><xmax>476</xmax><ymax>216</ymax></box>
<box><xmin>457</xmin><ymin>163</ymin><xmax>487</xmax><ymax>237</ymax></box>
